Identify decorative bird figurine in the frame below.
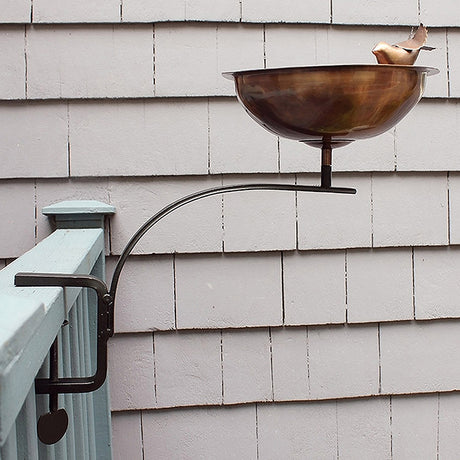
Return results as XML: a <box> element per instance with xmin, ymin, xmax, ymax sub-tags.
<box><xmin>372</xmin><ymin>24</ymin><xmax>435</xmax><ymax>65</ymax></box>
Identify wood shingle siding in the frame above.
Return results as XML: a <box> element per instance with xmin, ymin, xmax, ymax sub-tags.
<box><xmin>2</xmin><ymin>0</ymin><xmax>460</xmax><ymax>457</ymax></box>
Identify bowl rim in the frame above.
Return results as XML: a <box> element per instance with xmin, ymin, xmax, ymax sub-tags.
<box><xmin>222</xmin><ymin>63</ymin><xmax>440</xmax><ymax>80</ymax></box>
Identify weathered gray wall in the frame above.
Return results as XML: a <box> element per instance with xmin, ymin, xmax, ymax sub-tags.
<box><xmin>2</xmin><ymin>0</ymin><xmax>460</xmax><ymax>458</ymax></box>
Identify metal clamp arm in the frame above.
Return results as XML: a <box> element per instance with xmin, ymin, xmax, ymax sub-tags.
<box><xmin>14</xmin><ymin>272</ymin><xmax>113</xmax><ymax>394</ymax></box>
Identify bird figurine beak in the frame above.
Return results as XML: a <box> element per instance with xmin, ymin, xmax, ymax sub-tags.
<box><xmin>372</xmin><ymin>24</ymin><xmax>435</xmax><ymax>65</ymax></box>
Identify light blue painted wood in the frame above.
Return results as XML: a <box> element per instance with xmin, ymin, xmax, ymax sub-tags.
<box><xmin>0</xmin><ymin>200</ymin><xmax>114</xmax><ymax>458</ymax></box>
<box><xmin>15</xmin><ymin>387</ymin><xmax>39</xmax><ymax>460</ymax></box>
<box><xmin>36</xmin><ymin>357</ymin><xmax>53</xmax><ymax>460</ymax></box>
<box><xmin>0</xmin><ymin>229</ymin><xmax>104</xmax><ymax>445</ymax></box>
<box><xmin>43</xmin><ymin>200</ymin><xmax>115</xmax><ymax>230</ymax></box>
<box><xmin>42</xmin><ymin>201</ymin><xmax>116</xmax><ymax>216</ymax></box>
<box><xmin>92</xmin><ymin>382</ymin><xmax>113</xmax><ymax>460</ymax></box>
<box><xmin>61</xmin><ymin>324</ymin><xmax>76</xmax><ymax>460</ymax></box>
<box><xmin>89</xmin><ymin>255</ymin><xmax>113</xmax><ymax>460</ymax></box>
<box><xmin>0</xmin><ymin>424</ymin><xmax>16</xmax><ymax>460</ymax></box>
<box><xmin>70</xmin><ymin>302</ymin><xmax>85</xmax><ymax>458</ymax></box>
<box><xmin>76</xmin><ymin>298</ymin><xmax>91</xmax><ymax>459</ymax></box>
<box><xmin>54</xmin><ymin>335</ymin><xmax>67</xmax><ymax>459</ymax></box>
<box><xmin>0</xmin><ymin>229</ymin><xmax>104</xmax><ymax>289</ymax></box>
<box><xmin>82</xmin><ymin>293</ymin><xmax>97</xmax><ymax>459</ymax></box>
<box><xmin>0</xmin><ymin>295</ymin><xmax>57</xmax><ymax>448</ymax></box>
<box><xmin>24</xmin><ymin>388</ymin><xmax>40</xmax><ymax>460</ymax></box>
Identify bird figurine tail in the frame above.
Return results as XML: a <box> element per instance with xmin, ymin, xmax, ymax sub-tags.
<box><xmin>372</xmin><ymin>24</ymin><xmax>435</xmax><ymax>65</ymax></box>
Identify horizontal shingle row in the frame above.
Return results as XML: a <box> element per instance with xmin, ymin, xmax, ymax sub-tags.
<box><xmin>0</xmin><ymin>173</ymin><xmax>454</xmax><ymax>258</ymax></box>
<box><xmin>0</xmin><ymin>23</ymin><xmax>453</xmax><ymax>100</ymax></box>
<box><xmin>107</xmin><ymin>246</ymin><xmax>460</xmax><ymax>333</ymax></box>
<box><xmin>106</xmin><ymin>172</ymin><xmax>449</xmax><ymax>252</ymax></box>
<box><xmin>108</xmin><ymin>321</ymin><xmax>460</xmax><ymax>411</ymax></box>
<box><xmin>2</xmin><ymin>99</ymin><xmax>460</xmax><ymax>180</ymax></box>
<box><xmin>111</xmin><ymin>394</ymin><xmax>460</xmax><ymax>459</ymax></box>
<box><xmin>3</xmin><ymin>0</ymin><xmax>458</xmax><ymax>27</ymax></box>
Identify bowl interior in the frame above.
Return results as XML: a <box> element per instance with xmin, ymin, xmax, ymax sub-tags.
<box><xmin>224</xmin><ymin>64</ymin><xmax>439</xmax><ymax>148</ymax></box>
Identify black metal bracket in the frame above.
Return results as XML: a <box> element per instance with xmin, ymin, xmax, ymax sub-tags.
<box><xmin>13</xmin><ymin>181</ymin><xmax>356</xmax><ymax>444</ymax></box>
<box><xmin>14</xmin><ymin>273</ymin><xmax>114</xmax><ymax>444</ymax></box>
<box><xmin>14</xmin><ymin>273</ymin><xmax>114</xmax><ymax>395</ymax></box>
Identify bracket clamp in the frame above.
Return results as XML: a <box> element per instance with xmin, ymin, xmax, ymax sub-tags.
<box><xmin>15</xmin><ymin>273</ymin><xmax>113</xmax><ymax>395</ymax></box>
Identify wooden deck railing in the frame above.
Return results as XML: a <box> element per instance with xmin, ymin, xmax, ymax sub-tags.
<box><xmin>0</xmin><ymin>201</ymin><xmax>114</xmax><ymax>460</ymax></box>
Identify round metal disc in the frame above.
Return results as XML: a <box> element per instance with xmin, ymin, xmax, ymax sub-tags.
<box><xmin>37</xmin><ymin>408</ymin><xmax>69</xmax><ymax>445</ymax></box>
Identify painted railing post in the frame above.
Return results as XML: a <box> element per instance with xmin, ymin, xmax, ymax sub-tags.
<box><xmin>42</xmin><ymin>200</ymin><xmax>115</xmax><ymax>460</ymax></box>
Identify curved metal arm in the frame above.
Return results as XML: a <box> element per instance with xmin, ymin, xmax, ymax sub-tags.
<box><xmin>13</xmin><ymin>180</ymin><xmax>355</xmax><ymax>444</ymax></box>
<box><xmin>108</xmin><ymin>183</ymin><xmax>356</xmax><ymax>303</ymax></box>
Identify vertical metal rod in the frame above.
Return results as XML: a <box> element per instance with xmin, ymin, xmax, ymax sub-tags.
<box><xmin>49</xmin><ymin>338</ymin><xmax>59</xmax><ymax>414</ymax></box>
<box><xmin>321</xmin><ymin>141</ymin><xmax>332</xmax><ymax>188</ymax></box>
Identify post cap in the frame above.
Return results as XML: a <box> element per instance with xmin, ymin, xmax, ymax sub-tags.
<box><xmin>42</xmin><ymin>200</ymin><xmax>115</xmax><ymax>229</ymax></box>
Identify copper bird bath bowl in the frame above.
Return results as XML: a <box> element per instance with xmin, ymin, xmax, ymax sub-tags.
<box><xmin>224</xmin><ymin>64</ymin><xmax>438</xmax><ymax>187</ymax></box>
